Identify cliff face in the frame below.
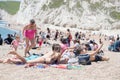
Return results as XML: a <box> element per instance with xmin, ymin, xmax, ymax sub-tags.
<box><xmin>0</xmin><ymin>9</ymin><xmax>12</xmax><ymax>21</ymax></box>
<box><xmin>16</xmin><ymin>0</ymin><xmax>120</xmax><ymax>30</ymax></box>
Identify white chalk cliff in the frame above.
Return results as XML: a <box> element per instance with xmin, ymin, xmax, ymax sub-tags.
<box><xmin>16</xmin><ymin>0</ymin><xmax>120</xmax><ymax>30</ymax></box>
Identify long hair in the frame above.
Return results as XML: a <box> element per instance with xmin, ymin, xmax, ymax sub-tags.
<box><xmin>52</xmin><ymin>44</ymin><xmax>61</xmax><ymax>53</ymax></box>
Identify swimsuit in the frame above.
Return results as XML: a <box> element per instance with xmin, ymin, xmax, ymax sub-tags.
<box><xmin>25</xmin><ymin>29</ymin><xmax>36</xmax><ymax>40</ymax></box>
<box><xmin>12</xmin><ymin>40</ymin><xmax>19</xmax><ymax>47</ymax></box>
<box><xmin>43</xmin><ymin>58</ymin><xmax>57</xmax><ymax>64</ymax></box>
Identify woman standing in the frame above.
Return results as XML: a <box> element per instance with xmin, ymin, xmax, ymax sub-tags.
<box><xmin>66</xmin><ymin>29</ymin><xmax>72</xmax><ymax>47</ymax></box>
<box><xmin>23</xmin><ymin>19</ymin><xmax>37</xmax><ymax>57</ymax></box>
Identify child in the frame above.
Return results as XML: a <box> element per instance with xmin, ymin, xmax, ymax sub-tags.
<box><xmin>37</xmin><ymin>36</ymin><xmax>44</xmax><ymax>50</ymax></box>
<box><xmin>11</xmin><ymin>35</ymin><xmax>20</xmax><ymax>51</ymax></box>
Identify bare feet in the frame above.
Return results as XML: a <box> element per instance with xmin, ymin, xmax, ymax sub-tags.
<box><xmin>3</xmin><ymin>59</ymin><xmax>12</xmax><ymax>64</ymax></box>
<box><xmin>103</xmin><ymin>57</ymin><xmax>110</xmax><ymax>61</ymax></box>
<box><xmin>105</xmin><ymin>57</ymin><xmax>110</xmax><ymax>61</ymax></box>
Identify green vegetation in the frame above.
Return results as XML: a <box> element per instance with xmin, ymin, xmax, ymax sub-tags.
<box><xmin>85</xmin><ymin>0</ymin><xmax>90</xmax><ymax>3</ymax></box>
<box><xmin>48</xmin><ymin>0</ymin><xmax>64</xmax><ymax>8</ymax></box>
<box><xmin>103</xmin><ymin>7</ymin><xmax>116</xmax><ymax>12</ymax></box>
<box><xmin>42</xmin><ymin>0</ymin><xmax>65</xmax><ymax>10</ymax></box>
<box><xmin>107</xmin><ymin>19</ymin><xmax>114</xmax><ymax>24</ymax></box>
<box><xmin>76</xmin><ymin>1</ymin><xmax>81</xmax><ymax>8</ymax></box>
<box><xmin>42</xmin><ymin>4</ymin><xmax>48</xmax><ymax>11</ymax></box>
<box><xmin>90</xmin><ymin>2</ymin><xmax>103</xmax><ymax>11</ymax></box>
<box><xmin>0</xmin><ymin>1</ymin><xmax>20</xmax><ymax>15</ymax></box>
<box><xmin>110</xmin><ymin>11</ymin><xmax>120</xmax><ymax>20</ymax></box>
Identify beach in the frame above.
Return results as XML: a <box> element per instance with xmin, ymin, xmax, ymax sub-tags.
<box><xmin>0</xmin><ymin>0</ymin><xmax>120</xmax><ymax>79</ymax></box>
<box><xmin>0</xmin><ymin>32</ymin><xmax>120</xmax><ymax>80</ymax></box>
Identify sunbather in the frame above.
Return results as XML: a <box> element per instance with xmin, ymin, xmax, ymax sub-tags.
<box><xmin>0</xmin><ymin>44</ymin><xmax>62</xmax><ymax>65</ymax></box>
<box><xmin>76</xmin><ymin>43</ymin><xmax>109</xmax><ymax>63</ymax></box>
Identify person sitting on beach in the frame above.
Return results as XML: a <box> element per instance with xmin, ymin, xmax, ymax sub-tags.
<box><xmin>108</xmin><ymin>38</ymin><xmax>115</xmax><ymax>51</ymax></box>
<box><xmin>11</xmin><ymin>35</ymin><xmax>21</xmax><ymax>51</ymax></box>
<box><xmin>59</xmin><ymin>37</ymin><xmax>68</xmax><ymax>54</ymax></box>
<box><xmin>4</xmin><ymin>34</ymin><xmax>13</xmax><ymax>45</ymax></box>
<box><xmin>71</xmin><ymin>39</ymin><xmax>81</xmax><ymax>56</ymax></box>
<box><xmin>23</xmin><ymin>19</ymin><xmax>37</xmax><ymax>57</ymax></box>
<box><xmin>112</xmin><ymin>39</ymin><xmax>120</xmax><ymax>52</ymax></box>
<box><xmin>60</xmin><ymin>42</ymin><xmax>109</xmax><ymax>65</ymax></box>
<box><xmin>0</xmin><ymin>44</ymin><xmax>62</xmax><ymax>65</ymax></box>
<box><xmin>59</xmin><ymin>39</ymin><xmax>80</xmax><ymax>64</ymax></box>
<box><xmin>0</xmin><ymin>34</ymin><xmax>3</xmax><ymax>45</ymax></box>
<box><xmin>108</xmin><ymin>36</ymin><xmax>120</xmax><ymax>52</ymax></box>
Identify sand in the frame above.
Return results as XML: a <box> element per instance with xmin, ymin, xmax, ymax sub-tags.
<box><xmin>0</xmin><ymin>25</ymin><xmax>120</xmax><ymax>80</ymax></box>
<box><xmin>0</xmin><ymin>44</ymin><xmax>120</xmax><ymax>80</ymax></box>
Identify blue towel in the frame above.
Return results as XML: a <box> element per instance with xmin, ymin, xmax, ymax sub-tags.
<box><xmin>25</xmin><ymin>54</ymin><xmax>40</xmax><ymax>61</ymax></box>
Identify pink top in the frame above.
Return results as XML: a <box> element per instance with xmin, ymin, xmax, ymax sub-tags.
<box><xmin>24</xmin><ymin>29</ymin><xmax>36</xmax><ymax>40</ymax></box>
<box><xmin>12</xmin><ymin>40</ymin><xmax>19</xmax><ymax>47</ymax></box>
<box><xmin>60</xmin><ymin>44</ymin><xmax>68</xmax><ymax>54</ymax></box>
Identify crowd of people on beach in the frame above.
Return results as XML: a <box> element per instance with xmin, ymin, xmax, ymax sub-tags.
<box><xmin>108</xmin><ymin>35</ymin><xmax>120</xmax><ymax>52</ymax></box>
<box><xmin>0</xmin><ymin>19</ymin><xmax>120</xmax><ymax>68</ymax></box>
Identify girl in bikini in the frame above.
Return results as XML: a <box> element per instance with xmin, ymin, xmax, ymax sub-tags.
<box><xmin>23</xmin><ymin>19</ymin><xmax>37</xmax><ymax>57</ymax></box>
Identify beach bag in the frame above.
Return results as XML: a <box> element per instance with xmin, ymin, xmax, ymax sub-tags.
<box><xmin>78</xmin><ymin>54</ymin><xmax>91</xmax><ymax>65</ymax></box>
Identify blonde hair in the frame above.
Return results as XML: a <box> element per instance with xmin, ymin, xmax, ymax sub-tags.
<box><xmin>15</xmin><ymin>34</ymin><xmax>20</xmax><ymax>39</ymax></box>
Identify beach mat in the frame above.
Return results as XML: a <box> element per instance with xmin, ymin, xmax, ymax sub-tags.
<box><xmin>16</xmin><ymin>54</ymin><xmax>42</xmax><ymax>65</ymax></box>
<box><xmin>51</xmin><ymin>64</ymin><xmax>82</xmax><ymax>70</ymax></box>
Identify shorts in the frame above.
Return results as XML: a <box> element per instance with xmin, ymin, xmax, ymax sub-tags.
<box><xmin>94</xmin><ymin>55</ymin><xmax>102</xmax><ymax>62</ymax></box>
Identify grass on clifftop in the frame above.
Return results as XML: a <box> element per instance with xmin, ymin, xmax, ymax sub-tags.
<box><xmin>48</xmin><ymin>0</ymin><xmax>64</xmax><ymax>8</ymax></box>
<box><xmin>110</xmin><ymin>11</ymin><xmax>120</xmax><ymax>20</ymax></box>
<box><xmin>0</xmin><ymin>1</ymin><xmax>20</xmax><ymax>15</ymax></box>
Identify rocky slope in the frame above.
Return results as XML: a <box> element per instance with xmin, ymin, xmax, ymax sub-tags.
<box><xmin>0</xmin><ymin>9</ymin><xmax>10</xmax><ymax>20</ymax></box>
<box><xmin>15</xmin><ymin>0</ymin><xmax>120</xmax><ymax>30</ymax></box>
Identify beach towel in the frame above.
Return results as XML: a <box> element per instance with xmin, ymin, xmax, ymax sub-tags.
<box><xmin>16</xmin><ymin>54</ymin><xmax>41</xmax><ymax>65</ymax></box>
<box><xmin>50</xmin><ymin>64</ymin><xmax>82</xmax><ymax>70</ymax></box>
<box><xmin>25</xmin><ymin>54</ymin><xmax>41</xmax><ymax>61</ymax></box>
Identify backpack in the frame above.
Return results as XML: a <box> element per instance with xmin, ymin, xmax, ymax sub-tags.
<box><xmin>78</xmin><ymin>54</ymin><xmax>91</xmax><ymax>65</ymax></box>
